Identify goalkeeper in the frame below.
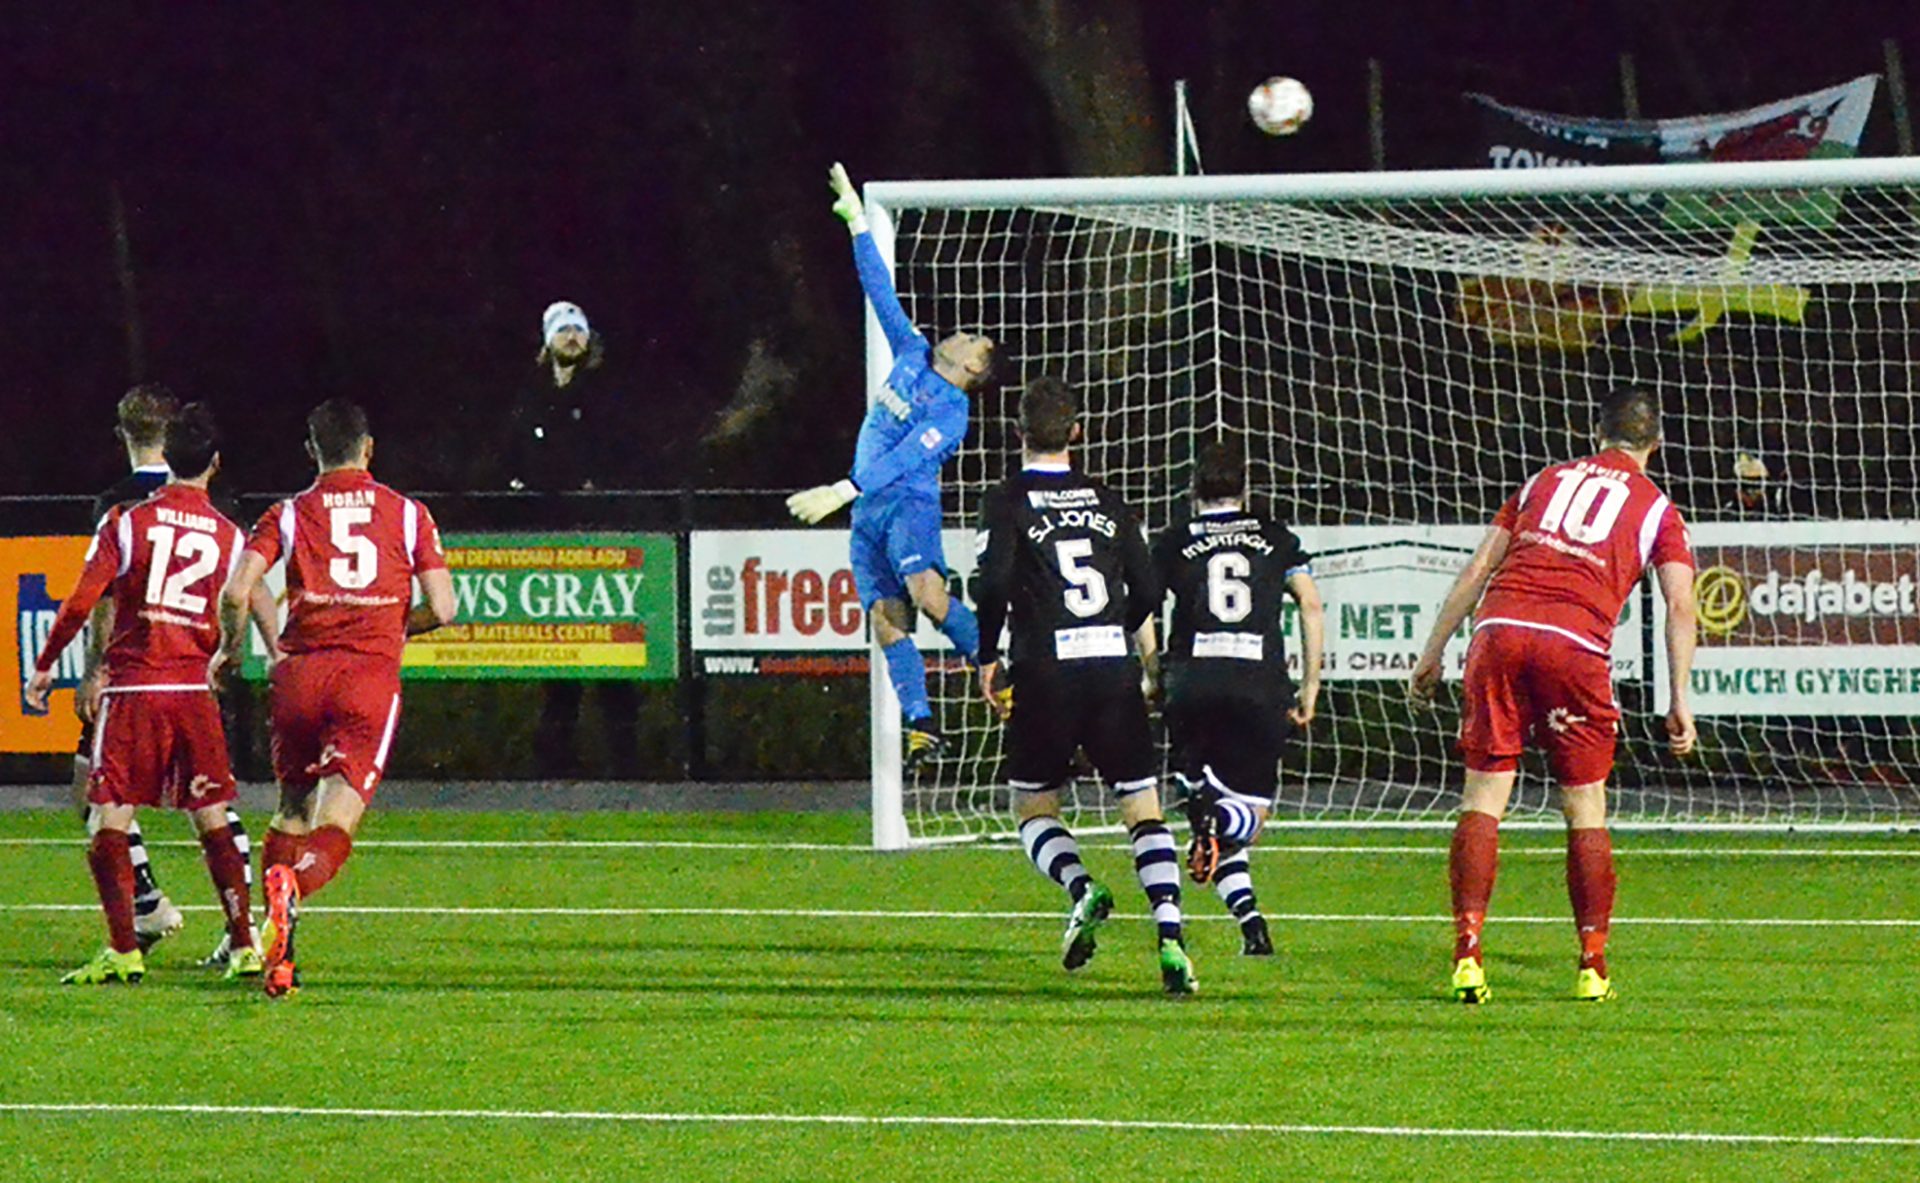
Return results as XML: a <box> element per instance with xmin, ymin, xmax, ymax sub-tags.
<box><xmin>788</xmin><ymin>163</ymin><xmax>997</xmax><ymax>769</ymax></box>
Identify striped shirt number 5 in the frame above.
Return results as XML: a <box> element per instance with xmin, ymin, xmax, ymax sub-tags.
<box><xmin>1054</xmin><ymin>539</ymin><xmax>1109</xmax><ymax>618</ymax></box>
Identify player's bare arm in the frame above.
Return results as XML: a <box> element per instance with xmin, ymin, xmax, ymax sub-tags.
<box><xmin>77</xmin><ymin>600</ymin><xmax>114</xmax><ymax>723</ymax></box>
<box><xmin>1409</xmin><ymin>525</ymin><xmax>1511</xmax><ymax>703</ymax></box>
<box><xmin>1135</xmin><ymin>616</ymin><xmax>1161</xmax><ymax>702</ymax></box>
<box><xmin>1289</xmin><ymin>571</ymin><xmax>1326</xmax><ymax>725</ymax></box>
<box><xmin>247</xmin><ymin>580</ymin><xmax>282</xmax><ymax>667</ymax></box>
<box><xmin>1656</xmin><ymin>559</ymin><xmax>1698</xmax><ymax>757</ymax></box>
<box><xmin>24</xmin><ymin>669</ymin><xmax>55</xmax><ymax>713</ymax></box>
<box><xmin>214</xmin><ymin>551</ymin><xmax>271</xmax><ymax>687</ymax></box>
<box><xmin>27</xmin><ymin>527</ymin><xmax>117</xmax><ymax>714</ymax></box>
<box><xmin>407</xmin><ymin>566</ymin><xmax>458</xmax><ymax>637</ymax></box>
<box><xmin>978</xmin><ymin>661</ymin><xmax>1012</xmax><ymax>721</ymax></box>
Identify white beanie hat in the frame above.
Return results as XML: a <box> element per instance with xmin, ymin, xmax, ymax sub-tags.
<box><xmin>542</xmin><ymin>301</ymin><xmax>590</xmax><ymax>343</ymax></box>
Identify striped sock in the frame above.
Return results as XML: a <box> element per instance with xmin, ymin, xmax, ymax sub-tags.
<box><xmin>1216</xmin><ymin>796</ymin><xmax>1263</xmax><ymax>846</ymax></box>
<box><xmin>1018</xmin><ymin>816</ymin><xmax>1091</xmax><ymax>901</ymax></box>
<box><xmin>1129</xmin><ymin>820</ymin><xmax>1184</xmax><ymax>941</ymax></box>
<box><xmin>1212</xmin><ymin>851</ymin><xmax>1261</xmax><ymax>924</ymax></box>
<box><xmin>225</xmin><ymin>808</ymin><xmax>253</xmax><ymax>888</ymax></box>
<box><xmin>126</xmin><ymin>818</ymin><xmax>164</xmax><ymax>916</ymax></box>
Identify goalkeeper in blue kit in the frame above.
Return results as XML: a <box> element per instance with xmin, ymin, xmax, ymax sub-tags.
<box><xmin>788</xmin><ymin>163</ymin><xmax>997</xmax><ymax>769</ymax></box>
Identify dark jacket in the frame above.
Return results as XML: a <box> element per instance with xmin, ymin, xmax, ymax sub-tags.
<box><xmin>506</xmin><ymin>361</ymin><xmax>625</xmax><ymax>491</ymax></box>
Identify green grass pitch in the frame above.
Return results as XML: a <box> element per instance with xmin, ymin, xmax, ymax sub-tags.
<box><xmin>2</xmin><ymin>809</ymin><xmax>1918</xmax><ymax>1181</ymax></box>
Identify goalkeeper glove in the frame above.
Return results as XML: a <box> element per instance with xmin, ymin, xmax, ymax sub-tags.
<box><xmin>787</xmin><ymin>478</ymin><xmax>860</xmax><ymax>524</ymax></box>
<box><xmin>828</xmin><ymin>162</ymin><xmax>867</xmax><ymax>233</ymax></box>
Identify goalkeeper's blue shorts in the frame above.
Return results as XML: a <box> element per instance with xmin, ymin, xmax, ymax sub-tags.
<box><xmin>850</xmin><ymin>493</ymin><xmax>948</xmax><ymax>611</ymax></box>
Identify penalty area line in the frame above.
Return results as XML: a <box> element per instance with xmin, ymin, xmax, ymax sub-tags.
<box><xmin>0</xmin><ymin>1102</ymin><xmax>1915</xmax><ymax>1148</ymax></box>
<box><xmin>1</xmin><ymin>903</ymin><xmax>1915</xmax><ymax>927</ymax></box>
<box><xmin>3</xmin><ymin>838</ymin><xmax>1919</xmax><ymax>860</ymax></box>
<box><xmin>0</xmin><ymin>838</ymin><xmax>866</xmax><ymax>852</ymax></box>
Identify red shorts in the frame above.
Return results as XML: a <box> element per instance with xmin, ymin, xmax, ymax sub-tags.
<box><xmin>270</xmin><ymin>650</ymin><xmax>403</xmax><ymax>804</ymax></box>
<box><xmin>1459</xmin><ymin>624</ymin><xmax>1621</xmax><ymax>786</ymax></box>
<box><xmin>88</xmin><ymin>689</ymin><xmax>236</xmax><ymax>810</ymax></box>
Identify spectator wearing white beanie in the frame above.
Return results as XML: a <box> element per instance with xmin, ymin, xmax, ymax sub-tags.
<box><xmin>542</xmin><ymin>301</ymin><xmax>590</xmax><ymax>344</ymax></box>
<box><xmin>507</xmin><ymin>297</ymin><xmax>640</xmax><ymax>779</ymax></box>
<box><xmin>537</xmin><ymin>301</ymin><xmax>599</xmax><ymax>385</ymax></box>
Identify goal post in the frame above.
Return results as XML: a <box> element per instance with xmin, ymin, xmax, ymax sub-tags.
<box><xmin>864</xmin><ymin>202</ymin><xmax>911</xmax><ymax>851</ymax></box>
<box><xmin>863</xmin><ymin>156</ymin><xmax>1920</xmax><ymax>849</ymax></box>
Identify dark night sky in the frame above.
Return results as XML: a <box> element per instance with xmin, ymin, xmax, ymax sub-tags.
<box><xmin>5</xmin><ymin>2</ymin><xmax>1909</xmax><ymax>501</ymax></box>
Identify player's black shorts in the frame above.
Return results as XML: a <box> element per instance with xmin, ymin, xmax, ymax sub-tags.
<box><xmin>1165</xmin><ymin>690</ymin><xmax>1294</xmax><ymax>803</ymax></box>
<box><xmin>1002</xmin><ymin>665</ymin><xmax>1157</xmax><ymax>796</ymax></box>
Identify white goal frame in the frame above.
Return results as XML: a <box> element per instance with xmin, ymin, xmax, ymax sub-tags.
<box><xmin>864</xmin><ymin>155</ymin><xmax>1920</xmax><ymax>850</ymax></box>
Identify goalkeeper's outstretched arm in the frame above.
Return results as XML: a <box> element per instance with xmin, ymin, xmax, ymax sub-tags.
<box><xmin>787</xmin><ymin>478</ymin><xmax>860</xmax><ymax>525</ymax></box>
<box><xmin>830</xmin><ymin>162</ymin><xmax>918</xmax><ymax>352</ymax></box>
<box><xmin>790</xmin><ymin>356</ymin><xmax>969</xmax><ymax>523</ymax></box>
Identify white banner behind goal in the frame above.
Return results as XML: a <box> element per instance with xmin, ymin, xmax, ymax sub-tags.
<box><xmin>864</xmin><ymin>158</ymin><xmax>1920</xmax><ymax>846</ymax></box>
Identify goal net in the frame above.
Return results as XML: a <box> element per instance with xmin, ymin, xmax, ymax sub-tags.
<box><xmin>863</xmin><ymin>158</ymin><xmax>1920</xmax><ymax>847</ymax></box>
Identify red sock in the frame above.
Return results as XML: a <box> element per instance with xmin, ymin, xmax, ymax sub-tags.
<box><xmin>294</xmin><ymin>825</ymin><xmax>354</xmax><ymax>899</ymax></box>
<box><xmin>1566</xmin><ymin>827</ymin><xmax>1616</xmax><ymax>977</ymax></box>
<box><xmin>262</xmin><ymin>827</ymin><xmax>309</xmax><ymax>875</ymax></box>
<box><xmin>1450</xmin><ymin>810</ymin><xmax>1500</xmax><ymax>963</ymax></box>
<box><xmin>198</xmin><ymin>826</ymin><xmax>255</xmax><ymax>948</ymax></box>
<box><xmin>88</xmin><ymin>830</ymin><xmax>138</xmax><ymax>954</ymax></box>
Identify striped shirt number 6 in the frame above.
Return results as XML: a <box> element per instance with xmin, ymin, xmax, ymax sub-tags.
<box><xmin>1207</xmin><ymin>552</ymin><xmax>1253</xmax><ymax>623</ymax></box>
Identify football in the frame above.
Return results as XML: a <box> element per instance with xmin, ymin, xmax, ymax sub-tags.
<box><xmin>1248</xmin><ymin>76</ymin><xmax>1313</xmax><ymax>136</ymax></box>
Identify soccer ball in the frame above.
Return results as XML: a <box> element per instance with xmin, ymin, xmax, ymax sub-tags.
<box><xmin>1248</xmin><ymin>76</ymin><xmax>1313</xmax><ymax>136</ymax></box>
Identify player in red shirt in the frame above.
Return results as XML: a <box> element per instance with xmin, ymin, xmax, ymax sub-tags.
<box><xmin>27</xmin><ymin>404</ymin><xmax>278</xmax><ymax>985</ymax></box>
<box><xmin>1409</xmin><ymin>388</ymin><xmax>1698</xmax><ymax>1004</ymax></box>
<box><xmin>219</xmin><ymin>399</ymin><xmax>456</xmax><ymax>998</ymax></box>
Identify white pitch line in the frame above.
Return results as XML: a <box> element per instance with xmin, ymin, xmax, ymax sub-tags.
<box><xmin>0</xmin><ymin>1102</ymin><xmax>1914</xmax><ymax>1148</ymax></box>
<box><xmin>0</xmin><ymin>838</ymin><xmax>866</xmax><ymax>852</ymax></box>
<box><xmin>1</xmin><ymin>837</ymin><xmax>1917</xmax><ymax>858</ymax></box>
<box><xmin>0</xmin><ymin>903</ymin><xmax>1913</xmax><ymax>927</ymax></box>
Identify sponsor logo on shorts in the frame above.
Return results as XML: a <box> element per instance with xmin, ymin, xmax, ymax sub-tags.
<box><xmin>1545</xmin><ymin>707</ymin><xmax>1589</xmax><ymax>733</ymax></box>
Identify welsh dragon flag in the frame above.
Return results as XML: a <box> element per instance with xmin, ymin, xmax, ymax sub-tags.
<box><xmin>1467</xmin><ymin>74</ymin><xmax>1880</xmax><ymax>228</ymax></box>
